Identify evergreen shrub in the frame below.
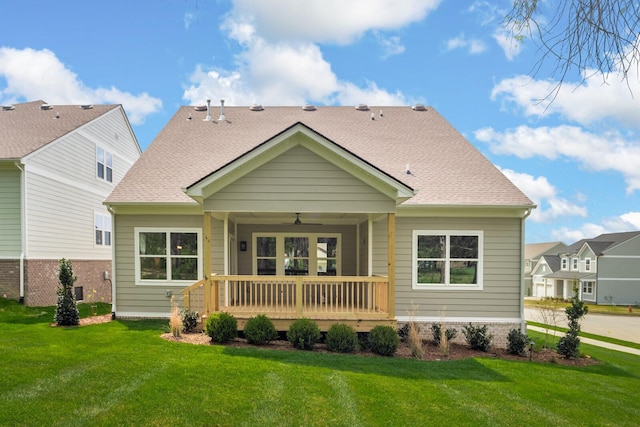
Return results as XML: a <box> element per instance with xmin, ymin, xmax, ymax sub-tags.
<box><xmin>244</xmin><ymin>314</ymin><xmax>279</xmax><ymax>345</ymax></box>
<box><xmin>205</xmin><ymin>312</ymin><xmax>237</xmax><ymax>343</ymax></box>
<box><xmin>287</xmin><ymin>318</ymin><xmax>321</xmax><ymax>350</ymax></box>
<box><xmin>325</xmin><ymin>323</ymin><xmax>358</xmax><ymax>353</ymax></box>
<box><xmin>368</xmin><ymin>325</ymin><xmax>400</xmax><ymax>356</ymax></box>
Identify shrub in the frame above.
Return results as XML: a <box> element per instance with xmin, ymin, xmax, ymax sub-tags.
<box><xmin>557</xmin><ymin>333</ymin><xmax>581</xmax><ymax>359</ymax></box>
<box><xmin>205</xmin><ymin>312</ymin><xmax>237</xmax><ymax>343</ymax></box>
<box><xmin>557</xmin><ymin>285</ymin><xmax>589</xmax><ymax>359</ymax></box>
<box><xmin>407</xmin><ymin>322</ymin><xmax>424</xmax><ymax>359</ymax></box>
<box><xmin>244</xmin><ymin>314</ymin><xmax>279</xmax><ymax>345</ymax></box>
<box><xmin>287</xmin><ymin>318</ymin><xmax>322</xmax><ymax>350</ymax></box>
<box><xmin>181</xmin><ymin>309</ymin><xmax>199</xmax><ymax>333</ymax></box>
<box><xmin>506</xmin><ymin>328</ymin><xmax>529</xmax><ymax>356</ymax></box>
<box><xmin>462</xmin><ymin>324</ymin><xmax>492</xmax><ymax>352</ymax></box>
<box><xmin>397</xmin><ymin>323</ymin><xmax>410</xmax><ymax>342</ymax></box>
<box><xmin>368</xmin><ymin>325</ymin><xmax>400</xmax><ymax>356</ymax></box>
<box><xmin>54</xmin><ymin>258</ymin><xmax>79</xmax><ymax>326</ymax></box>
<box><xmin>325</xmin><ymin>323</ymin><xmax>358</xmax><ymax>353</ymax></box>
<box><xmin>169</xmin><ymin>299</ymin><xmax>181</xmax><ymax>338</ymax></box>
<box><xmin>431</xmin><ymin>323</ymin><xmax>457</xmax><ymax>346</ymax></box>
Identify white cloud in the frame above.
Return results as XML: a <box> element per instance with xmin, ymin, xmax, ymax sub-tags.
<box><xmin>551</xmin><ymin>213</ymin><xmax>640</xmax><ymax>242</ymax></box>
<box><xmin>0</xmin><ymin>47</ymin><xmax>161</xmax><ymax>125</ymax></box>
<box><xmin>498</xmin><ymin>167</ymin><xmax>587</xmax><ymax>223</ymax></box>
<box><xmin>184</xmin><ymin>12</ymin><xmax>195</xmax><ymax>30</ymax></box>
<box><xmin>374</xmin><ymin>32</ymin><xmax>406</xmax><ymax>59</ymax></box>
<box><xmin>183</xmin><ymin>0</ymin><xmax>429</xmax><ymax>107</ymax></box>
<box><xmin>225</xmin><ymin>0</ymin><xmax>442</xmax><ymax>44</ymax></box>
<box><xmin>491</xmin><ymin>72</ymin><xmax>640</xmax><ymax>127</ymax></box>
<box><xmin>492</xmin><ymin>28</ymin><xmax>523</xmax><ymax>61</ymax></box>
<box><xmin>476</xmin><ymin>125</ymin><xmax>640</xmax><ymax>194</ymax></box>
<box><xmin>445</xmin><ymin>34</ymin><xmax>486</xmax><ymax>54</ymax></box>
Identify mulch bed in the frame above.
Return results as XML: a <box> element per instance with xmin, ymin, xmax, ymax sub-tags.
<box><xmin>161</xmin><ymin>331</ymin><xmax>599</xmax><ymax>366</ymax></box>
<box><xmin>53</xmin><ymin>315</ymin><xmax>597</xmax><ymax>366</ymax></box>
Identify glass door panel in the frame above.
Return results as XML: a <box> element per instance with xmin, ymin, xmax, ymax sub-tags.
<box><xmin>284</xmin><ymin>237</ymin><xmax>309</xmax><ymax>275</ymax></box>
<box><xmin>316</xmin><ymin>237</ymin><xmax>338</xmax><ymax>276</ymax></box>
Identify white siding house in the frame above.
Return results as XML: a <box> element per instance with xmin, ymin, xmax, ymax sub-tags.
<box><xmin>0</xmin><ymin>101</ymin><xmax>141</xmax><ymax>306</ymax></box>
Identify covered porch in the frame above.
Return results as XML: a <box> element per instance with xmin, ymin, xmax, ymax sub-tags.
<box><xmin>181</xmin><ymin>210</ymin><xmax>398</xmax><ymax>331</ymax></box>
<box><xmin>183</xmin><ymin>274</ymin><xmax>394</xmax><ymax>331</ymax></box>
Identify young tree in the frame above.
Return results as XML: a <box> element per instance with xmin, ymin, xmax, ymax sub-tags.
<box><xmin>505</xmin><ymin>1</ymin><xmax>640</xmax><ymax>99</ymax></box>
<box><xmin>557</xmin><ymin>283</ymin><xmax>589</xmax><ymax>359</ymax></box>
<box><xmin>54</xmin><ymin>258</ymin><xmax>80</xmax><ymax>326</ymax></box>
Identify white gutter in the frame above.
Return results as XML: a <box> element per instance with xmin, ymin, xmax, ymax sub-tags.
<box><xmin>520</xmin><ymin>207</ymin><xmax>533</xmax><ymax>331</ymax></box>
<box><xmin>15</xmin><ymin>161</ymin><xmax>26</xmax><ymax>303</ymax></box>
<box><xmin>107</xmin><ymin>206</ymin><xmax>117</xmax><ymax>318</ymax></box>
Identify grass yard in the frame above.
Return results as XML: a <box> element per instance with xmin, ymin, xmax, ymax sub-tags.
<box><xmin>1</xmin><ymin>299</ymin><xmax>639</xmax><ymax>426</ymax></box>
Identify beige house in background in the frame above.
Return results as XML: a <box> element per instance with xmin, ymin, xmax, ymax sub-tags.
<box><xmin>105</xmin><ymin>102</ymin><xmax>535</xmax><ymax>344</ymax></box>
<box><xmin>0</xmin><ymin>101</ymin><xmax>140</xmax><ymax>306</ymax></box>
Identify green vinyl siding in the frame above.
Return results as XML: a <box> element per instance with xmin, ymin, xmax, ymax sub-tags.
<box><xmin>0</xmin><ymin>168</ymin><xmax>21</xmax><ymax>257</ymax></box>
<box><xmin>392</xmin><ymin>216</ymin><xmax>522</xmax><ymax>319</ymax></box>
<box><xmin>205</xmin><ymin>145</ymin><xmax>396</xmax><ymax>213</ymax></box>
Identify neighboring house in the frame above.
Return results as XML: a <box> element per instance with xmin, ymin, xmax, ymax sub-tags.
<box><xmin>532</xmin><ymin>231</ymin><xmax>640</xmax><ymax>304</ymax></box>
<box><xmin>0</xmin><ymin>100</ymin><xmax>141</xmax><ymax>306</ymax></box>
<box><xmin>530</xmin><ymin>254</ymin><xmax>562</xmax><ymax>298</ymax></box>
<box><xmin>524</xmin><ymin>242</ymin><xmax>567</xmax><ymax>296</ymax></box>
<box><xmin>105</xmin><ymin>103</ymin><xmax>535</xmax><ymax>345</ymax></box>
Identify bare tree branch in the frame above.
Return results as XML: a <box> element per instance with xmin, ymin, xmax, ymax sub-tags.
<box><xmin>505</xmin><ymin>0</ymin><xmax>640</xmax><ymax>103</ymax></box>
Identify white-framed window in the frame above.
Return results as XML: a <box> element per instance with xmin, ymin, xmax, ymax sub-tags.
<box><xmin>582</xmin><ymin>281</ymin><xmax>594</xmax><ymax>294</ymax></box>
<box><xmin>134</xmin><ymin>228</ymin><xmax>202</xmax><ymax>284</ymax></box>
<box><xmin>96</xmin><ymin>146</ymin><xmax>113</xmax><ymax>183</ymax></box>
<box><xmin>561</xmin><ymin>257</ymin><xmax>568</xmax><ymax>270</ymax></box>
<box><xmin>412</xmin><ymin>230</ymin><xmax>483</xmax><ymax>290</ymax></box>
<box><xmin>584</xmin><ymin>258</ymin><xmax>591</xmax><ymax>272</ymax></box>
<box><xmin>572</xmin><ymin>257</ymin><xmax>579</xmax><ymax>270</ymax></box>
<box><xmin>253</xmin><ymin>233</ymin><xmax>340</xmax><ymax>276</ymax></box>
<box><xmin>94</xmin><ymin>212</ymin><xmax>111</xmax><ymax>246</ymax></box>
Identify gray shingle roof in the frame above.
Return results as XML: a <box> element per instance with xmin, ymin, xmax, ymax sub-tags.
<box><xmin>0</xmin><ymin>100</ymin><xmax>118</xmax><ymax>159</ymax></box>
<box><xmin>561</xmin><ymin>231</ymin><xmax>640</xmax><ymax>255</ymax></box>
<box><xmin>106</xmin><ymin>105</ymin><xmax>534</xmax><ymax>207</ymax></box>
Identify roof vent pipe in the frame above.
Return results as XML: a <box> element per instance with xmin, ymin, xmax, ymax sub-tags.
<box><xmin>204</xmin><ymin>99</ymin><xmax>212</xmax><ymax>121</ymax></box>
<box><xmin>219</xmin><ymin>99</ymin><xmax>225</xmax><ymax>121</ymax></box>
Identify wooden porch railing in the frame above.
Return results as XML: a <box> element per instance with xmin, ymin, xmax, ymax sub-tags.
<box><xmin>183</xmin><ymin>275</ymin><xmax>390</xmax><ymax>320</ymax></box>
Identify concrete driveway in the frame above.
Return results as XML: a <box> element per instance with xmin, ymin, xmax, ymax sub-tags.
<box><xmin>524</xmin><ymin>308</ymin><xmax>640</xmax><ymax>344</ymax></box>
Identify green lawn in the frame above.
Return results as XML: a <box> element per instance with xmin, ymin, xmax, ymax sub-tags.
<box><xmin>1</xmin><ymin>299</ymin><xmax>639</xmax><ymax>426</ymax></box>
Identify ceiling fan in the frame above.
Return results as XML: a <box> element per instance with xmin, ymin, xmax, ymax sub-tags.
<box><xmin>287</xmin><ymin>213</ymin><xmax>322</xmax><ymax>226</ymax></box>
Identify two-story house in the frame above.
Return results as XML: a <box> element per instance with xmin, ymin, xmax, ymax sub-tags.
<box><xmin>531</xmin><ymin>231</ymin><xmax>640</xmax><ymax>304</ymax></box>
<box><xmin>0</xmin><ymin>100</ymin><xmax>140</xmax><ymax>306</ymax></box>
<box><xmin>524</xmin><ymin>242</ymin><xmax>566</xmax><ymax>297</ymax></box>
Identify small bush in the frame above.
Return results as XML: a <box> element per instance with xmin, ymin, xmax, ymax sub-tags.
<box><xmin>462</xmin><ymin>324</ymin><xmax>492</xmax><ymax>352</ymax></box>
<box><xmin>325</xmin><ymin>323</ymin><xmax>358</xmax><ymax>353</ymax></box>
<box><xmin>407</xmin><ymin>322</ymin><xmax>424</xmax><ymax>359</ymax></box>
<box><xmin>181</xmin><ymin>309</ymin><xmax>199</xmax><ymax>333</ymax></box>
<box><xmin>170</xmin><ymin>300</ymin><xmax>181</xmax><ymax>338</ymax></box>
<box><xmin>205</xmin><ymin>312</ymin><xmax>237</xmax><ymax>343</ymax></box>
<box><xmin>431</xmin><ymin>323</ymin><xmax>457</xmax><ymax>346</ymax></box>
<box><xmin>244</xmin><ymin>314</ymin><xmax>279</xmax><ymax>345</ymax></box>
<box><xmin>397</xmin><ymin>323</ymin><xmax>410</xmax><ymax>342</ymax></box>
<box><xmin>368</xmin><ymin>325</ymin><xmax>400</xmax><ymax>356</ymax></box>
<box><xmin>54</xmin><ymin>258</ymin><xmax>79</xmax><ymax>326</ymax></box>
<box><xmin>287</xmin><ymin>318</ymin><xmax>322</xmax><ymax>350</ymax></box>
<box><xmin>557</xmin><ymin>333</ymin><xmax>581</xmax><ymax>359</ymax></box>
<box><xmin>506</xmin><ymin>328</ymin><xmax>529</xmax><ymax>356</ymax></box>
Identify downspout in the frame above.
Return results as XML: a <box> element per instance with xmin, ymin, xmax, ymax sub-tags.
<box><xmin>107</xmin><ymin>206</ymin><xmax>117</xmax><ymax>319</ymax></box>
<box><xmin>15</xmin><ymin>161</ymin><xmax>26</xmax><ymax>304</ymax></box>
<box><xmin>520</xmin><ymin>208</ymin><xmax>533</xmax><ymax>331</ymax></box>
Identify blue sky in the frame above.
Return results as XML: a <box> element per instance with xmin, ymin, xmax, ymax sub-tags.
<box><xmin>2</xmin><ymin>0</ymin><xmax>639</xmax><ymax>244</ymax></box>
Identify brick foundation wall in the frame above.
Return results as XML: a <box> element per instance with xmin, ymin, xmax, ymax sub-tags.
<box><xmin>24</xmin><ymin>259</ymin><xmax>112</xmax><ymax>307</ymax></box>
<box><xmin>0</xmin><ymin>259</ymin><xmax>20</xmax><ymax>300</ymax></box>
<box><xmin>398</xmin><ymin>320</ymin><xmax>522</xmax><ymax>349</ymax></box>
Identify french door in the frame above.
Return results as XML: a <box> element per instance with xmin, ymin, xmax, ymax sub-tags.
<box><xmin>253</xmin><ymin>233</ymin><xmax>340</xmax><ymax>276</ymax></box>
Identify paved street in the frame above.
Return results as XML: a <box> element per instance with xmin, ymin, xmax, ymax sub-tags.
<box><xmin>524</xmin><ymin>308</ymin><xmax>640</xmax><ymax>344</ymax></box>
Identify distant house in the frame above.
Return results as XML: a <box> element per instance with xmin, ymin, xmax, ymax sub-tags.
<box><xmin>524</xmin><ymin>242</ymin><xmax>566</xmax><ymax>296</ymax></box>
<box><xmin>105</xmin><ymin>103</ymin><xmax>535</xmax><ymax>344</ymax></box>
<box><xmin>0</xmin><ymin>101</ymin><xmax>140</xmax><ymax>306</ymax></box>
<box><xmin>531</xmin><ymin>231</ymin><xmax>640</xmax><ymax>304</ymax></box>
